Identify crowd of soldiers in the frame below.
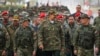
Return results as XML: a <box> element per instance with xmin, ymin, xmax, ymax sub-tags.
<box><xmin>0</xmin><ymin>4</ymin><xmax>100</xmax><ymax>56</ymax></box>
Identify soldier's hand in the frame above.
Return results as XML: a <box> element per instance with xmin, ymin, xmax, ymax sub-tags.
<box><xmin>61</xmin><ymin>48</ymin><xmax>65</xmax><ymax>52</ymax></box>
<box><xmin>2</xmin><ymin>50</ymin><xmax>6</xmax><ymax>56</ymax></box>
<box><xmin>39</xmin><ymin>44</ymin><xmax>44</xmax><ymax>50</ymax></box>
<box><xmin>74</xmin><ymin>50</ymin><xmax>77</xmax><ymax>55</ymax></box>
<box><xmin>32</xmin><ymin>51</ymin><xmax>36</xmax><ymax>56</ymax></box>
<box><xmin>14</xmin><ymin>52</ymin><xmax>17</xmax><ymax>56</ymax></box>
<box><xmin>94</xmin><ymin>47</ymin><xmax>99</xmax><ymax>54</ymax></box>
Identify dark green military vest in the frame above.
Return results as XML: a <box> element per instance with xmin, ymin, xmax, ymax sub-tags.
<box><xmin>16</xmin><ymin>26</ymin><xmax>33</xmax><ymax>49</ymax></box>
<box><xmin>77</xmin><ymin>25</ymin><xmax>95</xmax><ymax>49</ymax></box>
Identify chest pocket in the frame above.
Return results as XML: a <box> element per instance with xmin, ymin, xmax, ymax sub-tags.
<box><xmin>17</xmin><ymin>27</ymin><xmax>33</xmax><ymax>47</ymax></box>
<box><xmin>17</xmin><ymin>29</ymin><xmax>23</xmax><ymax>37</ymax></box>
<box><xmin>43</xmin><ymin>23</ymin><xmax>60</xmax><ymax>41</ymax></box>
<box><xmin>44</xmin><ymin>23</ymin><xmax>59</xmax><ymax>31</ymax></box>
<box><xmin>78</xmin><ymin>28</ymin><xmax>95</xmax><ymax>49</ymax></box>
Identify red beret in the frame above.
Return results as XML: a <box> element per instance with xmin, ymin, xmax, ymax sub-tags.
<box><xmin>75</xmin><ymin>12</ymin><xmax>81</xmax><ymax>17</ymax></box>
<box><xmin>39</xmin><ymin>12</ymin><xmax>46</xmax><ymax>18</ymax></box>
<box><xmin>2</xmin><ymin>11</ymin><xmax>9</xmax><ymax>16</ymax></box>
<box><xmin>56</xmin><ymin>14</ymin><xmax>63</xmax><ymax>20</ymax></box>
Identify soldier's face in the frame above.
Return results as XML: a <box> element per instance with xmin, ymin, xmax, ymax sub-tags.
<box><xmin>68</xmin><ymin>17</ymin><xmax>74</xmax><ymax>24</ymax></box>
<box><xmin>23</xmin><ymin>20</ymin><xmax>29</xmax><ymax>27</ymax></box>
<box><xmin>49</xmin><ymin>14</ymin><xmax>56</xmax><ymax>20</ymax></box>
<box><xmin>76</xmin><ymin>6</ymin><xmax>81</xmax><ymax>12</ymax></box>
<box><xmin>13</xmin><ymin>20</ymin><xmax>19</xmax><ymax>26</ymax></box>
<box><xmin>80</xmin><ymin>18</ymin><xmax>89</xmax><ymax>24</ymax></box>
<box><xmin>3</xmin><ymin>15</ymin><xmax>9</xmax><ymax>19</ymax></box>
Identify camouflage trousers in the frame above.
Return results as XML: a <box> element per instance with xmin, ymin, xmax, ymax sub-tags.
<box><xmin>77</xmin><ymin>47</ymin><xmax>94</xmax><ymax>56</ymax></box>
<box><xmin>16</xmin><ymin>48</ymin><xmax>33</xmax><ymax>56</ymax></box>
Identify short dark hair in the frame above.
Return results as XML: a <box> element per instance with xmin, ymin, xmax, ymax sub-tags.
<box><xmin>68</xmin><ymin>15</ymin><xmax>74</xmax><ymax>19</ymax></box>
<box><xmin>77</xmin><ymin>5</ymin><xmax>81</xmax><ymax>8</ymax></box>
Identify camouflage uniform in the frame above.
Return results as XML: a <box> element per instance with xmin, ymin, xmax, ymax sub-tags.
<box><xmin>0</xmin><ymin>23</ymin><xmax>10</xmax><ymax>56</ymax></box>
<box><xmin>14</xmin><ymin>17</ymin><xmax>37</xmax><ymax>56</ymax></box>
<box><xmin>7</xmin><ymin>24</ymin><xmax>19</xmax><ymax>56</ymax></box>
<box><xmin>74</xmin><ymin>14</ymin><xmax>99</xmax><ymax>56</ymax></box>
<box><xmin>94</xmin><ymin>16</ymin><xmax>100</xmax><ymax>31</ymax></box>
<box><xmin>6</xmin><ymin>14</ymin><xmax>19</xmax><ymax>56</ymax></box>
<box><xmin>94</xmin><ymin>16</ymin><xmax>100</xmax><ymax>55</ymax></box>
<box><xmin>38</xmin><ymin>19</ymin><xmax>65</xmax><ymax>56</ymax></box>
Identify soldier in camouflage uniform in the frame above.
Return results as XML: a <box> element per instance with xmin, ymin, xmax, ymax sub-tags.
<box><xmin>38</xmin><ymin>9</ymin><xmax>65</xmax><ymax>56</ymax></box>
<box><xmin>14</xmin><ymin>17</ymin><xmax>37</xmax><ymax>56</ymax></box>
<box><xmin>0</xmin><ymin>23</ymin><xmax>10</xmax><ymax>56</ymax></box>
<box><xmin>94</xmin><ymin>9</ymin><xmax>100</xmax><ymax>29</ymax></box>
<box><xmin>7</xmin><ymin>15</ymin><xmax>19</xmax><ymax>56</ymax></box>
<box><xmin>94</xmin><ymin>9</ymin><xmax>100</xmax><ymax>56</ymax></box>
<box><xmin>74</xmin><ymin>14</ymin><xmax>99</xmax><ymax>56</ymax></box>
<box><xmin>1</xmin><ymin>11</ymin><xmax>11</xmax><ymax>26</ymax></box>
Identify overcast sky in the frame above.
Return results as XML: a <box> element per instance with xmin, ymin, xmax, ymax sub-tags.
<box><xmin>25</xmin><ymin>0</ymin><xmax>70</xmax><ymax>6</ymax></box>
<box><xmin>25</xmin><ymin>0</ymin><xmax>82</xmax><ymax>13</ymax></box>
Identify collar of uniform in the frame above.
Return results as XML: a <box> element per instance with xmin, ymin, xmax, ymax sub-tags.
<box><xmin>81</xmin><ymin>24</ymin><xmax>90</xmax><ymax>27</ymax></box>
<box><xmin>47</xmin><ymin>19</ymin><xmax>57</xmax><ymax>24</ymax></box>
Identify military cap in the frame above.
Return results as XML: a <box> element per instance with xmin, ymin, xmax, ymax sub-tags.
<box><xmin>1</xmin><ymin>11</ymin><xmax>9</xmax><ymax>16</ymax></box>
<box><xmin>62</xmin><ymin>11</ymin><xmax>70</xmax><ymax>16</ymax></box>
<box><xmin>20</xmin><ymin>16</ymin><xmax>30</xmax><ymax>23</ymax></box>
<box><xmin>80</xmin><ymin>14</ymin><xmax>90</xmax><ymax>19</ymax></box>
<box><xmin>13</xmin><ymin>15</ymin><xmax>19</xmax><ymax>21</ymax></box>
<box><xmin>48</xmin><ymin>9</ymin><xmax>56</xmax><ymax>15</ymax></box>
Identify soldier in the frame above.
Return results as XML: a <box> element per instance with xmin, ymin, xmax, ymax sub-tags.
<box><xmin>65</xmin><ymin>15</ymin><xmax>79</xmax><ymax>56</ymax></box>
<box><xmin>14</xmin><ymin>17</ymin><xmax>37</xmax><ymax>56</ymax></box>
<box><xmin>38</xmin><ymin>9</ymin><xmax>65</xmax><ymax>56</ymax></box>
<box><xmin>32</xmin><ymin>18</ymin><xmax>40</xmax><ymax>32</ymax></box>
<box><xmin>31</xmin><ymin>17</ymin><xmax>44</xmax><ymax>56</ymax></box>
<box><xmin>94</xmin><ymin>9</ymin><xmax>100</xmax><ymax>31</ymax></box>
<box><xmin>1</xmin><ymin>11</ymin><xmax>10</xmax><ymax>26</ymax></box>
<box><xmin>0</xmin><ymin>23</ymin><xmax>10</xmax><ymax>56</ymax></box>
<box><xmin>74</xmin><ymin>14</ymin><xmax>99</xmax><ymax>56</ymax></box>
<box><xmin>94</xmin><ymin>9</ymin><xmax>100</xmax><ymax>56</ymax></box>
<box><xmin>7</xmin><ymin>15</ymin><xmax>19</xmax><ymax>56</ymax></box>
<box><xmin>72</xmin><ymin>5</ymin><xmax>84</xmax><ymax>24</ymax></box>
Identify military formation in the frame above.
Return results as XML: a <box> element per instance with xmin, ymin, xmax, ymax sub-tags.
<box><xmin>0</xmin><ymin>4</ymin><xmax>99</xmax><ymax>56</ymax></box>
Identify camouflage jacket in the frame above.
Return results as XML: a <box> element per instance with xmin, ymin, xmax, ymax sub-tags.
<box><xmin>38</xmin><ymin>19</ymin><xmax>65</xmax><ymax>51</ymax></box>
<box><xmin>14</xmin><ymin>26</ymin><xmax>37</xmax><ymax>52</ymax></box>
<box><xmin>94</xmin><ymin>16</ymin><xmax>100</xmax><ymax>51</ymax></box>
<box><xmin>7</xmin><ymin>24</ymin><xmax>19</xmax><ymax>49</ymax></box>
<box><xmin>0</xmin><ymin>24</ymin><xmax>10</xmax><ymax>50</ymax></box>
<box><xmin>74</xmin><ymin>25</ymin><xmax>99</xmax><ymax>50</ymax></box>
<box><xmin>94</xmin><ymin>16</ymin><xmax>100</xmax><ymax>31</ymax></box>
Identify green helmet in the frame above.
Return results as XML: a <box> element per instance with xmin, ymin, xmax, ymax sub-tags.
<box><xmin>20</xmin><ymin>16</ymin><xmax>30</xmax><ymax>23</ymax></box>
<box><xmin>80</xmin><ymin>14</ymin><xmax>90</xmax><ymax>19</ymax></box>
